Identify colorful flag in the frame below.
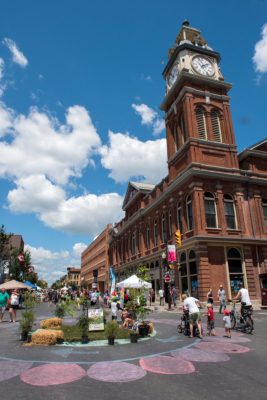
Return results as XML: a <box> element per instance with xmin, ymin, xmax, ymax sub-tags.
<box><xmin>167</xmin><ymin>244</ymin><xmax>176</xmax><ymax>262</ymax></box>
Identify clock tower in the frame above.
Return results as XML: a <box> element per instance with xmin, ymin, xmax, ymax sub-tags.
<box><xmin>160</xmin><ymin>20</ymin><xmax>239</xmax><ymax>182</ymax></box>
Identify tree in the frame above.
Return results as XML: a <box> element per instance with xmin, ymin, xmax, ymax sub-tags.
<box><xmin>0</xmin><ymin>225</ymin><xmax>12</xmax><ymax>261</ymax></box>
<box><xmin>37</xmin><ymin>279</ymin><xmax>48</xmax><ymax>289</ymax></box>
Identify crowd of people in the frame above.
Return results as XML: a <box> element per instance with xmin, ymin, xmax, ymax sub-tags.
<box><xmin>180</xmin><ymin>282</ymin><xmax>252</xmax><ymax>339</ymax></box>
<box><xmin>1</xmin><ymin>282</ymin><xmax>253</xmax><ymax>339</ymax></box>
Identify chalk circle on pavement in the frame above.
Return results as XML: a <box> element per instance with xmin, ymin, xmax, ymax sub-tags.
<box><xmin>139</xmin><ymin>355</ymin><xmax>195</xmax><ymax>375</ymax></box>
<box><xmin>87</xmin><ymin>361</ymin><xmax>147</xmax><ymax>382</ymax></box>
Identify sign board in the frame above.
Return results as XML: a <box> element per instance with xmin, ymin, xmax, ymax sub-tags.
<box><xmin>165</xmin><ymin>275</ymin><xmax>171</xmax><ymax>283</ymax></box>
<box><xmin>88</xmin><ymin>308</ymin><xmax>105</xmax><ymax>331</ymax></box>
<box><xmin>92</xmin><ymin>283</ymin><xmax>97</xmax><ymax>289</ymax></box>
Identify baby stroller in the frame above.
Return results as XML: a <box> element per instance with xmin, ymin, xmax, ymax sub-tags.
<box><xmin>177</xmin><ymin>308</ymin><xmax>202</xmax><ymax>337</ymax></box>
<box><xmin>177</xmin><ymin>309</ymin><xmax>190</xmax><ymax>336</ymax></box>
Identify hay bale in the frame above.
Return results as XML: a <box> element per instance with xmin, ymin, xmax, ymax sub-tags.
<box><xmin>31</xmin><ymin>329</ymin><xmax>64</xmax><ymax>345</ymax></box>
<box><xmin>40</xmin><ymin>318</ymin><xmax>63</xmax><ymax>329</ymax></box>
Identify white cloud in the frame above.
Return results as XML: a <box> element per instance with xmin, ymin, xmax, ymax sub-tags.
<box><xmin>132</xmin><ymin>103</ymin><xmax>165</xmax><ymax>135</ymax></box>
<box><xmin>253</xmin><ymin>23</ymin><xmax>267</xmax><ymax>74</ymax></box>
<box><xmin>132</xmin><ymin>103</ymin><xmax>156</xmax><ymax>125</ymax></box>
<box><xmin>39</xmin><ymin>192</ymin><xmax>123</xmax><ymax>235</ymax></box>
<box><xmin>0</xmin><ymin>102</ymin><xmax>14</xmax><ymax>136</ymax></box>
<box><xmin>73</xmin><ymin>242</ymin><xmax>87</xmax><ymax>257</ymax></box>
<box><xmin>25</xmin><ymin>244</ymin><xmax>71</xmax><ymax>284</ymax></box>
<box><xmin>7</xmin><ymin>175</ymin><xmax>65</xmax><ymax>214</ymax></box>
<box><xmin>100</xmin><ymin>130</ymin><xmax>168</xmax><ymax>183</ymax></box>
<box><xmin>6</xmin><ymin>173</ymin><xmax>123</xmax><ymax>235</ymax></box>
<box><xmin>3</xmin><ymin>38</ymin><xmax>28</xmax><ymax>67</ymax></box>
<box><xmin>0</xmin><ymin>104</ymin><xmax>101</xmax><ymax>184</ymax></box>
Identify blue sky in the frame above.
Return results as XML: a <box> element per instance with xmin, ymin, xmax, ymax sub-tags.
<box><xmin>0</xmin><ymin>0</ymin><xmax>267</xmax><ymax>284</ymax></box>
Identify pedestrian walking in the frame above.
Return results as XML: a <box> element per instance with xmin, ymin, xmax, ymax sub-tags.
<box><xmin>9</xmin><ymin>289</ymin><xmax>20</xmax><ymax>322</ymax></box>
<box><xmin>158</xmin><ymin>288</ymin><xmax>164</xmax><ymax>306</ymax></box>
<box><xmin>207</xmin><ymin>288</ymin><xmax>214</xmax><ymax>307</ymax></box>
<box><xmin>223</xmin><ymin>309</ymin><xmax>231</xmax><ymax>338</ymax></box>
<box><xmin>0</xmin><ymin>288</ymin><xmax>9</xmax><ymax>322</ymax></box>
<box><xmin>171</xmin><ymin>287</ymin><xmax>177</xmax><ymax>307</ymax></box>
<box><xmin>218</xmin><ymin>284</ymin><xmax>226</xmax><ymax>314</ymax></box>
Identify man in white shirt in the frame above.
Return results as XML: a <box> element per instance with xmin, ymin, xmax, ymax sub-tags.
<box><xmin>182</xmin><ymin>294</ymin><xmax>203</xmax><ymax>338</ymax></box>
<box><xmin>233</xmin><ymin>283</ymin><xmax>252</xmax><ymax>316</ymax></box>
<box><xmin>158</xmin><ymin>288</ymin><xmax>164</xmax><ymax>306</ymax></box>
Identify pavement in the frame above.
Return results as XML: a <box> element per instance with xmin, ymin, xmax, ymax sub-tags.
<box><xmin>0</xmin><ymin>301</ymin><xmax>267</xmax><ymax>400</ymax></box>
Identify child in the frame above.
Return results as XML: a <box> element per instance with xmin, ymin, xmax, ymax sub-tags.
<box><xmin>223</xmin><ymin>309</ymin><xmax>231</xmax><ymax>338</ymax></box>
<box><xmin>206</xmin><ymin>303</ymin><xmax>216</xmax><ymax>336</ymax></box>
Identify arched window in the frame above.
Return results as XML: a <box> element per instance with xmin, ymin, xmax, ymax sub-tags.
<box><xmin>179</xmin><ymin>114</ymin><xmax>186</xmax><ymax>144</ymax></box>
<box><xmin>186</xmin><ymin>195</ymin><xmax>193</xmax><ymax>231</ymax></box>
<box><xmin>132</xmin><ymin>231</ymin><xmax>136</xmax><ymax>256</ymax></box>
<box><xmin>154</xmin><ymin>219</ymin><xmax>158</xmax><ymax>247</ymax></box>
<box><xmin>196</xmin><ymin>107</ymin><xmax>207</xmax><ymax>140</ymax></box>
<box><xmin>224</xmin><ymin>194</ymin><xmax>236</xmax><ymax>230</ymax></box>
<box><xmin>262</xmin><ymin>199</ymin><xmax>267</xmax><ymax>231</ymax></box>
<box><xmin>211</xmin><ymin>109</ymin><xmax>222</xmax><ymax>142</ymax></box>
<box><xmin>189</xmin><ymin>250</ymin><xmax>198</xmax><ymax>298</ymax></box>
<box><xmin>168</xmin><ymin>210</ymin><xmax>173</xmax><ymax>238</ymax></box>
<box><xmin>146</xmin><ymin>223</ymin><xmax>150</xmax><ymax>249</ymax></box>
<box><xmin>204</xmin><ymin>192</ymin><xmax>217</xmax><ymax>228</ymax></box>
<box><xmin>227</xmin><ymin>248</ymin><xmax>244</xmax><ymax>297</ymax></box>
<box><xmin>180</xmin><ymin>252</ymin><xmax>188</xmax><ymax>294</ymax></box>
<box><xmin>177</xmin><ymin>202</ymin><xmax>183</xmax><ymax>233</ymax></box>
<box><xmin>161</xmin><ymin>214</ymin><xmax>167</xmax><ymax>244</ymax></box>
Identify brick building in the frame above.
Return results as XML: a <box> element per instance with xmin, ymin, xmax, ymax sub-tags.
<box><xmin>66</xmin><ymin>267</ymin><xmax>81</xmax><ymax>288</ymax></box>
<box><xmin>109</xmin><ymin>21</ymin><xmax>267</xmax><ymax>304</ymax></box>
<box><xmin>81</xmin><ymin>224</ymin><xmax>112</xmax><ymax>292</ymax></box>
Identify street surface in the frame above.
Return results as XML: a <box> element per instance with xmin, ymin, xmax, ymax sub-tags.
<box><xmin>0</xmin><ymin>302</ymin><xmax>266</xmax><ymax>400</ymax></box>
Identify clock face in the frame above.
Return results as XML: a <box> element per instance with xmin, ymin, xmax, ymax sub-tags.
<box><xmin>191</xmin><ymin>56</ymin><xmax>214</xmax><ymax>77</ymax></box>
<box><xmin>167</xmin><ymin>63</ymin><xmax>179</xmax><ymax>89</ymax></box>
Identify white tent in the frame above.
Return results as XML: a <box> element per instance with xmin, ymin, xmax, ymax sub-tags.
<box><xmin>0</xmin><ymin>279</ymin><xmax>30</xmax><ymax>290</ymax></box>
<box><xmin>117</xmin><ymin>274</ymin><xmax>152</xmax><ymax>289</ymax></box>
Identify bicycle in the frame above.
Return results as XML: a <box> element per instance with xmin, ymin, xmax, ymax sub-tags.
<box><xmin>229</xmin><ymin>300</ymin><xmax>254</xmax><ymax>334</ymax></box>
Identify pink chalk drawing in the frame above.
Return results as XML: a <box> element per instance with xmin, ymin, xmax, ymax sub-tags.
<box><xmin>0</xmin><ymin>361</ymin><xmax>32</xmax><ymax>382</ymax></box>
<box><xmin>87</xmin><ymin>362</ymin><xmax>146</xmax><ymax>382</ymax></box>
<box><xmin>20</xmin><ymin>364</ymin><xmax>86</xmax><ymax>386</ymax></box>
<box><xmin>196</xmin><ymin>341</ymin><xmax>251</xmax><ymax>354</ymax></box>
<box><xmin>171</xmin><ymin>348</ymin><xmax>230</xmax><ymax>362</ymax></box>
<box><xmin>139</xmin><ymin>355</ymin><xmax>195</xmax><ymax>375</ymax></box>
<box><xmin>203</xmin><ymin>336</ymin><xmax>251</xmax><ymax>343</ymax></box>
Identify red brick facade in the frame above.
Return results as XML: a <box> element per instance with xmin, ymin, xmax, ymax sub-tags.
<box><xmin>108</xmin><ymin>22</ymin><xmax>267</xmax><ymax>304</ymax></box>
<box><xmin>81</xmin><ymin>224</ymin><xmax>112</xmax><ymax>292</ymax></box>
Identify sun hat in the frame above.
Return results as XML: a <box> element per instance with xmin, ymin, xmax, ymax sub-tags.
<box><xmin>224</xmin><ymin>309</ymin><xmax>230</xmax><ymax>315</ymax></box>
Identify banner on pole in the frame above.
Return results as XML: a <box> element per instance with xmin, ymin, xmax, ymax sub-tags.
<box><xmin>167</xmin><ymin>245</ymin><xmax>176</xmax><ymax>262</ymax></box>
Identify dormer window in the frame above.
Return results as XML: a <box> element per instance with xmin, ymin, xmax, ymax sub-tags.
<box><xmin>211</xmin><ymin>109</ymin><xmax>222</xmax><ymax>142</ymax></box>
<box><xmin>195</xmin><ymin>107</ymin><xmax>207</xmax><ymax>140</ymax></box>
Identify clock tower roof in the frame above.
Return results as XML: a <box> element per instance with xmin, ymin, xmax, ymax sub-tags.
<box><xmin>163</xmin><ymin>21</ymin><xmax>221</xmax><ymax>78</ymax></box>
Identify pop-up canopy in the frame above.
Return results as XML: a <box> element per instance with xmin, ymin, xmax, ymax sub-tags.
<box><xmin>117</xmin><ymin>274</ymin><xmax>152</xmax><ymax>289</ymax></box>
<box><xmin>0</xmin><ymin>279</ymin><xmax>30</xmax><ymax>290</ymax></box>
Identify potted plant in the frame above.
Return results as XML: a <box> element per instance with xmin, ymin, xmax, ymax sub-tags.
<box><xmin>20</xmin><ymin>310</ymin><xmax>35</xmax><ymax>341</ymax></box>
<box><xmin>129</xmin><ymin>330</ymin><xmax>139</xmax><ymax>343</ymax></box>
<box><xmin>105</xmin><ymin>321</ymin><xmax>119</xmax><ymax>345</ymax></box>
<box><xmin>78</xmin><ymin>315</ymin><xmax>90</xmax><ymax>344</ymax></box>
<box><xmin>136</xmin><ymin>294</ymin><xmax>151</xmax><ymax>337</ymax></box>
